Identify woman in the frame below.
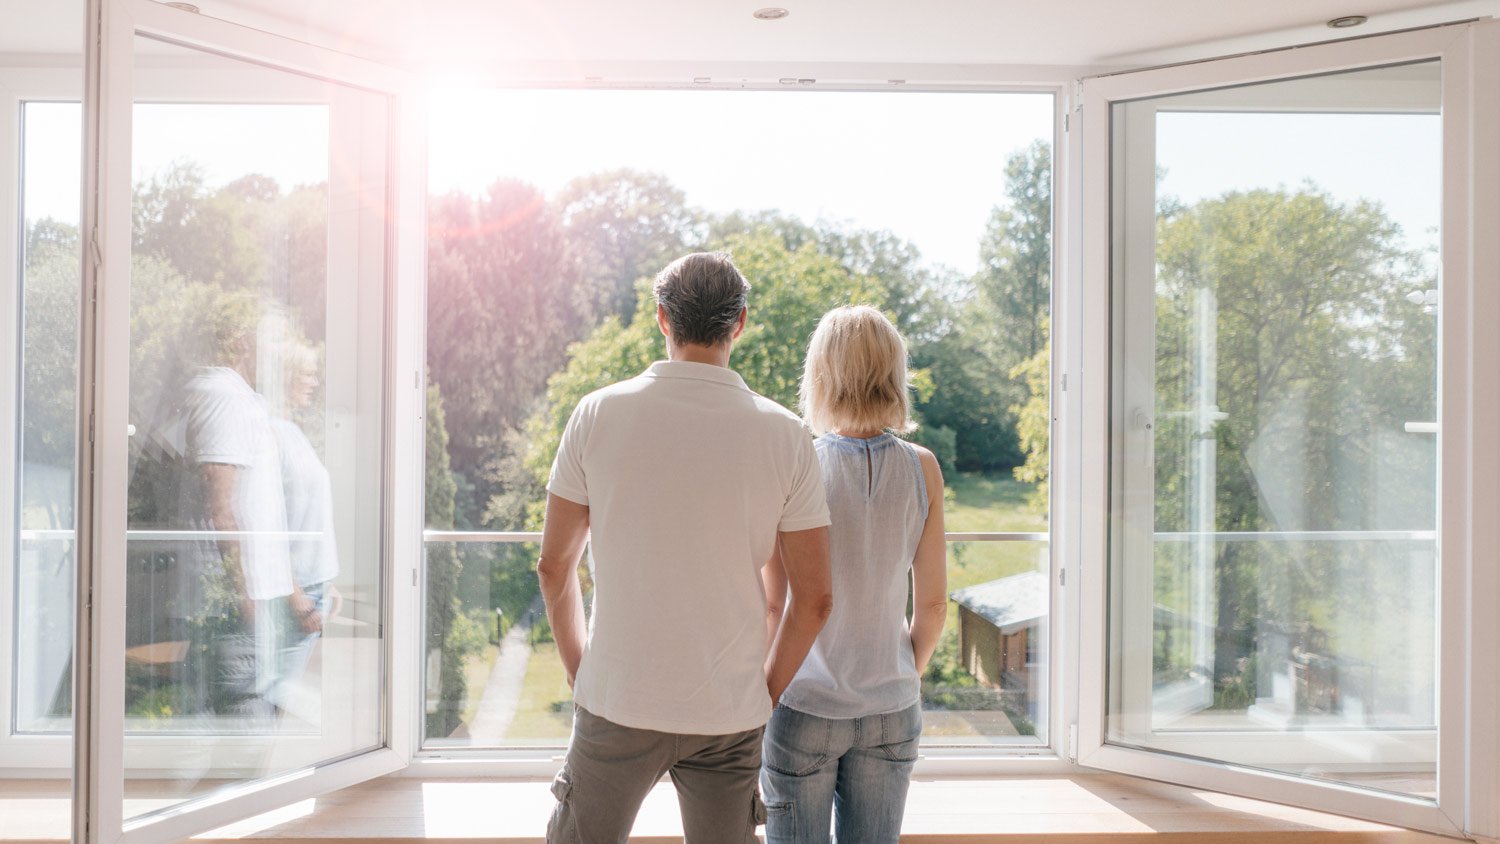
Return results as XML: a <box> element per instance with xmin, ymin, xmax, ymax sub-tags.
<box><xmin>761</xmin><ymin>305</ymin><xmax>947</xmax><ymax>844</ymax></box>
<box><xmin>269</xmin><ymin>342</ymin><xmax>340</xmax><ymax>719</ymax></box>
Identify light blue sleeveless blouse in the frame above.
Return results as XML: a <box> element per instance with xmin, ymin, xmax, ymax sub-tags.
<box><xmin>779</xmin><ymin>432</ymin><xmax>929</xmax><ymax>718</ymax></box>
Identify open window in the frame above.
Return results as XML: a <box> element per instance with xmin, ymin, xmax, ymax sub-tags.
<box><xmin>72</xmin><ymin>2</ymin><xmax>426</xmax><ymax>841</ymax></box>
<box><xmin>1075</xmin><ymin>21</ymin><xmax>1497</xmax><ymax>836</ymax></box>
<box><xmin>414</xmin><ymin>87</ymin><xmax>1061</xmax><ymax>767</ymax></box>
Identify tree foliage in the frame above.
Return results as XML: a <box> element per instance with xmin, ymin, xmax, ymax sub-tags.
<box><xmin>1150</xmin><ymin>186</ymin><xmax>1435</xmax><ymax>708</ymax></box>
<box><xmin>426</xmin><ymin>180</ymin><xmax>592</xmax><ymax>527</ymax></box>
<box><xmin>556</xmin><ymin>169</ymin><xmax>697</xmax><ymax>324</ymax></box>
<box><xmin>1010</xmin><ymin>325</ymin><xmax>1050</xmax><ymax>515</ymax></box>
<box><xmin>515</xmin><ymin>229</ymin><xmax>885</xmax><ymax>525</ymax></box>
<box><xmin>916</xmin><ymin>140</ymin><xmax>1052</xmax><ymax>472</ymax></box>
<box><xmin>973</xmin><ymin>139</ymin><xmax>1052</xmax><ymax>367</ymax></box>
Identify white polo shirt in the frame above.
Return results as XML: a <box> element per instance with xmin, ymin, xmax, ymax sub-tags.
<box><xmin>548</xmin><ymin>360</ymin><xmax>831</xmax><ymax>735</ymax></box>
<box><xmin>183</xmin><ymin>367</ymin><xmax>294</xmax><ymax>602</ymax></box>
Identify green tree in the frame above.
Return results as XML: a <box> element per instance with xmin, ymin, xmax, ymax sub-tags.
<box><xmin>1151</xmin><ymin>186</ymin><xmax>1434</xmax><ymax>706</ymax></box>
<box><xmin>1010</xmin><ymin>325</ymin><xmax>1050</xmax><ymax>515</ymax></box>
<box><xmin>972</xmin><ymin>139</ymin><xmax>1052</xmax><ymax>365</ymax></box>
<box><xmin>923</xmin><ymin>140</ymin><xmax>1052</xmax><ymax>472</ymax></box>
<box><xmin>516</xmin><ymin>229</ymin><xmax>882</xmax><ymax>524</ymax></box>
<box><xmin>19</xmin><ymin>221</ymin><xmax>82</xmax><ymax>536</ymax></box>
<box><xmin>426</xmin><ymin>180</ymin><xmax>590</xmax><ymax>527</ymax></box>
<box><xmin>20</xmin><ymin>225</ymin><xmax>81</xmax><ymax>478</ymax></box>
<box><xmin>423</xmin><ymin>380</ymin><xmax>481</xmax><ymax>737</ymax></box>
<box><xmin>556</xmin><ymin>169</ymin><xmax>697</xmax><ymax>324</ymax></box>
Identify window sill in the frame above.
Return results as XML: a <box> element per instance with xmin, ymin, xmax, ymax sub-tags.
<box><xmin>84</xmin><ymin>773</ymin><xmax>1500</xmax><ymax>843</ymax></box>
<box><xmin>2</xmin><ymin>773</ymin><xmax>1468</xmax><ymax>843</ymax></box>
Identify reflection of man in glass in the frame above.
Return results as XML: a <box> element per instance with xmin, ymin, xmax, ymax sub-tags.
<box><xmin>182</xmin><ymin>297</ymin><xmax>292</xmax><ymax>720</ymax></box>
<box><xmin>270</xmin><ymin>341</ymin><xmax>339</xmax><ymax>718</ymax></box>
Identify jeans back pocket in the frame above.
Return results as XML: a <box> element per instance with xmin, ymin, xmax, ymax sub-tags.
<box><xmin>763</xmin><ymin>706</ymin><xmax>833</xmax><ymax>777</ymax></box>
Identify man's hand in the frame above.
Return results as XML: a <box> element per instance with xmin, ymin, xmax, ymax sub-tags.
<box><xmin>763</xmin><ymin>526</ymin><xmax>832</xmax><ymax>707</ymax></box>
<box><xmin>290</xmin><ymin>588</ymin><xmax>323</xmax><ymax>634</ymax></box>
<box><xmin>538</xmin><ymin>493</ymin><xmax>591</xmax><ymax>689</ymax></box>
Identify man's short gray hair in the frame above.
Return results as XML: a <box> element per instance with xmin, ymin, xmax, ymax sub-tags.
<box><xmin>652</xmin><ymin>252</ymin><xmax>751</xmax><ymax>348</ymax></box>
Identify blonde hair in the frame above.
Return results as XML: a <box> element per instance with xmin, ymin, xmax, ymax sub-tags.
<box><xmin>800</xmin><ymin>305</ymin><xmax>916</xmax><ymax>436</ymax></box>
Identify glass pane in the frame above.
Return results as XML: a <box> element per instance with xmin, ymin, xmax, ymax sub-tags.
<box><xmin>422</xmin><ymin>89</ymin><xmax>1053</xmax><ymax>748</ymax></box>
<box><xmin>1107</xmin><ymin>61</ymin><xmax>1441</xmax><ymax>798</ymax></box>
<box><xmin>122</xmin><ymin>36</ymin><xmax>387</xmax><ymax>819</ymax></box>
<box><xmin>422</xmin><ymin>541</ymin><xmax>581</xmax><ymax>747</ymax></box>
<box><xmin>931</xmin><ymin>541</ymin><xmax>1048</xmax><ymax>743</ymax></box>
<box><xmin>2</xmin><ymin>0</ymin><xmax>84</xmax><ymax>836</ymax></box>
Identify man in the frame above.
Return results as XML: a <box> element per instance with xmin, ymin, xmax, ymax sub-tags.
<box><xmin>538</xmin><ymin>252</ymin><xmax>833</xmax><ymax>843</ymax></box>
<box><xmin>182</xmin><ymin>298</ymin><xmax>319</xmax><ymax>720</ymax></box>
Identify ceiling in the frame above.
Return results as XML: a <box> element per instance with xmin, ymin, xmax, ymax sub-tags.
<box><xmin>189</xmin><ymin>0</ymin><xmax>1500</xmax><ymax>70</ymax></box>
<box><xmin>8</xmin><ymin>0</ymin><xmax>1500</xmax><ymax>78</ymax></box>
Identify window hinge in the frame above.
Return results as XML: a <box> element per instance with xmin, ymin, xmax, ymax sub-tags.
<box><xmin>1063</xmin><ymin>113</ymin><xmax>1069</xmax><ymax>133</ymax></box>
<box><xmin>412</xmin><ymin>568</ymin><xmax>418</xmax><ymax>587</ymax></box>
<box><xmin>1068</xmin><ymin>723</ymin><xmax>1079</xmax><ymax>762</ymax></box>
<box><xmin>1060</xmin><ymin>373</ymin><xmax>1067</xmax><ymax>392</ymax></box>
<box><xmin>1058</xmin><ymin>567</ymin><xmax>1065</xmax><ymax>587</ymax></box>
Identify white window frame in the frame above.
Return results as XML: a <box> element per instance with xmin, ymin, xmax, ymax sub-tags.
<box><xmin>16</xmin><ymin>5</ymin><xmax>1489</xmax><ymax>842</ymax></box>
<box><xmin>0</xmin><ymin>65</ymin><xmax>85</xmax><ymax>773</ymax></box>
<box><xmin>2</xmin><ymin>70</ymin><xmax>389</xmax><ymax>777</ymax></box>
<box><xmin>1110</xmin><ymin>68</ymin><xmax>1444</xmax><ymax>754</ymax></box>
<box><xmin>404</xmin><ymin>77</ymin><xmax>1081</xmax><ymax>780</ymax></box>
<box><xmin>1074</xmin><ymin>21</ymin><xmax>1500</xmax><ymax>840</ymax></box>
<box><xmin>73</xmin><ymin>1</ymin><xmax>426</xmax><ymax>842</ymax></box>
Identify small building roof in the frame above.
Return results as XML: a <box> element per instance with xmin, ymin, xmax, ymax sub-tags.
<box><xmin>950</xmin><ymin>570</ymin><xmax>1047</xmax><ymax>635</ymax></box>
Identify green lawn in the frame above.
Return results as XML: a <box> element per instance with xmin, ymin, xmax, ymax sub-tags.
<box><xmin>943</xmin><ymin>472</ymin><xmax>1048</xmax><ymax>592</ymax></box>
<box><xmin>503</xmin><ymin>641</ymin><xmax>574</xmax><ymax>742</ymax></box>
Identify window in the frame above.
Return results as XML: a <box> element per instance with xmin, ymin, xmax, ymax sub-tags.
<box><xmin>1106</xmin><ymin>61</ymin><xmax>1441</xmax><ymax>798</ymax></box>
<box><xmin>14</xmin><ymin>100</ymin><xmax>83</xmax><ymax>738</ymax></box>
<box><xmin>113</xmin><ymin>36</ymin><xmax>390</xmax><ymax>819</ymax></box>
<box><xmin>1</xmin><ymin>0</ymin><xmax>84</xmax><ymax>827</ymax></box>
<box><xmin>421</xmin><ymin>88</ymin><xmax>1055</xmax><ymax>750</ymax></box>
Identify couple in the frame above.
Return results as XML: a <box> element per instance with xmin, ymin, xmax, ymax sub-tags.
<box><xmin>537</xmin><ymin>251</ymin><xmax>947</xmax><ymax>843</ymax></box>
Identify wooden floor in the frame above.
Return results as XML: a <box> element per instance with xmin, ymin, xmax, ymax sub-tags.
<box><xmin>0</xmin><ymin>774</ymin><xmax>1470</xmax><ymax>843</ymax></box>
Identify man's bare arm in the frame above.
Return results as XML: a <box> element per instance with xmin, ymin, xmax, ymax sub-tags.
<box><xmin>202</xmin><ymin>463</ymin><xmax>253</xmax><ymax>617</ymax></box>
<box><xmin>761</xmin><ymin>542</ymin><xmax>788</xmax><ymax>649</ymax></box>
<box><xmin>537</xmin><ymin>493</ymin><xmax>590</xmax><ymax>687</ymax></box>
<box><xmin>764</xmin><ymin>526</ymin><xmax>832</xmax><ymax>706</ymax></box>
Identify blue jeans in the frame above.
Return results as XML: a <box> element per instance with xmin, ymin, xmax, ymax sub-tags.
<box><xmin>759</xmin><ymin>702</ymin><xmax>921</xmax><ymax>844</ymax></box>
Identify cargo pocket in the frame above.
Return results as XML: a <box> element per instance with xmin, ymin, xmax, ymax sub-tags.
<box><xmin>546</xmin><ymin>766</ymin><xmax>579</xmax><ymax>843</ymax></box>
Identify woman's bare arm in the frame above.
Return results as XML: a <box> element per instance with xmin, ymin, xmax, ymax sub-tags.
<box><xmin>908</xmin><ymin>447</ymin><xmax>947</xmax><ymax>675</ymax></box>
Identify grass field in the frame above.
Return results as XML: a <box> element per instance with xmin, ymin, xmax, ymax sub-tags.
<box><xmin>943</xmin><ymin>472</ymin><xmax>1048</xmax><ymax>591</ymax></box>
<box><xmin>503</xmin><ymin>641</ymin><xmax>574</xmax><ymax>741</ymax></box>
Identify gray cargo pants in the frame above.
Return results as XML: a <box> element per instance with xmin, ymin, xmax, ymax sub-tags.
<box><xmin>547</xmin><ymin>706</ymin><xmax>767</xmax><ymax>843</ymax></box>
